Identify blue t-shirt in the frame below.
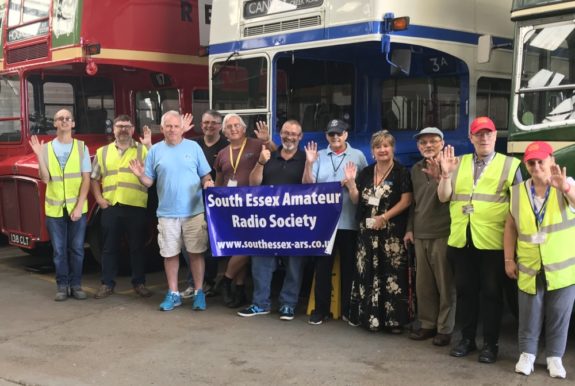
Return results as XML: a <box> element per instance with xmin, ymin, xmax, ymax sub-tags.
<box><xmin>51</xmin><ymin>138</ymin><xmax>91</xmax><ymax>172</ymax></box>
<box><xmin>312</xmin><ymin>143</ymin><xmax>367</xmax><ymax>230</ymax></box>
<box><xmin>144</xmin><ymin>139</ymin><xmax>211</xmax><ymax>217</ymax></box>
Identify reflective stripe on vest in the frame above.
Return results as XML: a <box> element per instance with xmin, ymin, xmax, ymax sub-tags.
<box><xmin>510</xmin><ymin>182</ymin><xmax>575</xmax><ymax>294</ymax></box>
<box><xmin>96</xmin><ymin>142</ymin><xmax>148</xmax><ymax>208</ymax></box>
<box><xmin>448</xmin><ymin>153</ymin><xmax>520</xmax><ymax>249</ymax></box>
<box><xmin>45</xmin><ymin>139</ymin><xmax>88</xmax><ymax>217</ymax></box>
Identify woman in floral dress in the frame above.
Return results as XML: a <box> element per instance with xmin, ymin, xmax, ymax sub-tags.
<box><xmin>345</xmin><ymin>130</ymin><xmax>413</xmax><ymax>332</ymax></box>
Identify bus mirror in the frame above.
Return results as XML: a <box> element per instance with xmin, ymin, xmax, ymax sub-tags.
<box><xmin>390</xmin><ymin>49</ymin><xmax>411</xmax><ymax>76</ymax></box>
<box><xmin>478</xmin><ymin>34</ymin><xmax>493</xmax><ymax>64</ymax></box>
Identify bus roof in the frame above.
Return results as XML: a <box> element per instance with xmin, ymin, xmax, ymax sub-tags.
<box><xmin>511</xmin><ymin>0</ymin><xmax>575</xmax><ymax>19</ymax></box>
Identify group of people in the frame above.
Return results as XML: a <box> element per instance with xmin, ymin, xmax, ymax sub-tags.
<box><xmin>29</xmin><ymin>110</ymin><xmax>574</xmax><ymax>379</ymax></box>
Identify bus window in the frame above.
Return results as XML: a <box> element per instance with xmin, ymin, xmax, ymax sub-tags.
<box><xmin>477</xmin><ymin>77</ymin><xmax>511</xmax><ymax>130</ymax></box>
<box><xmin>212</xmin><ymin>57</ymin><xmax>268</xmax><ymax>111</ymax></box>
<box><xmin>276</xmin><ymin>58</ymin><xmax>353</xmax><ymax>133</ymax></box>
<box><xmin>0</xmin><ymin>75</ymin><xmax>21</xmax><ymax>142</ymax></box>
<box><xmin>516</xmin><ymin>20</ymin><xmax>575</xmax><ymax>128</ymax></box>
<box><xmin>382</xmin><ymin>76</ymin><xmax>460</xmax><ymax>131</ymax></box>
<box><xmin>27</xmin><ymin>75</ymin><xmax>114</xmax><ymax>135</ymax></box>
<box><xmin>6</xmin><ymin>0</ymin><xmax>49</xmax><ymax>42</ymax></box>
<box><xmin>135</xmin><ymin>89</ymin><xmax>179</xmax><ymax>134</ymax></box>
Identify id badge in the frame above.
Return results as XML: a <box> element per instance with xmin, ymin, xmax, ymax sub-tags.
<box><xmin>227</xmin><ymin>179</ymin><xmax>238</xmax><ymax>187</ymax></box>
<box><xmin>368</xmin><ymin>196</ymin><xmax>380</xmax><ymax>206</ymax></box>
<box><xmin>365</xmin><ymin>218</ymin><xmax>376</xmax><ymax>229</ymax></box>
<box><xmin>462</xmin><ymin>204</ymin><xmax>474</xmax><ymax>215</ymax></box>
<box><xmin>530</xmin><ymin>232</ymin><xmax>547</xmax><ymax>244</ymax></box>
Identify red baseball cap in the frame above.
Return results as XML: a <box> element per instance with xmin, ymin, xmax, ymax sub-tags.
<box><xmin>470</xmin><ymin>116</ymin><xmax>496</xmax><ymax>134</ymax></box>
<box><xmin>523</xmin><ymin>141</ymin><xmax>554</xmax><ymax>162</ymax></box>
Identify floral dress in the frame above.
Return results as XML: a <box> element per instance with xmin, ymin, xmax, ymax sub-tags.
<box><xmin>348</xmin><ymin>162</ymin><xmax>413</xmax><ymax>331</ymax></box>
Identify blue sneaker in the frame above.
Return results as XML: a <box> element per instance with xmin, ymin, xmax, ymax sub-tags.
<box><xmin>237</xmin><ymin>304</ymin><xmax>270</xmax><ymax>317</ymax></box>
<box><xmin>159</xmin><ymin>291</ymin><xmax>182</xmax><ymax>311</ymax></box>
<box><xmin>279</xmin><ymin>305</ymin><xmax>295</xmax><ymax>321</ymax></box>
<box><xmin>192</xmin><ymin>289</ymin><xmax>206</xmax><ymax>311</ymax></box>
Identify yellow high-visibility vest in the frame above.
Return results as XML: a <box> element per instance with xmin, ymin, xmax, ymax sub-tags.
<box><xmin>448</xmin><ymin>153</ymin><xmax>520</xmax><ymax>249</ymax></box>
<box><xmin>96</xmin><ymin>142</ymin><xmax>147</xmax><ymax>208</ymax></box>
<box><xmin>44</xmin><ymin>139</ymin><xmax>88</xmax><ymax>217</ymax></box>
<box><xmin>510</xmin><ymin>181</ymin><xmax>575</xmax><ymax>294</ymax></box>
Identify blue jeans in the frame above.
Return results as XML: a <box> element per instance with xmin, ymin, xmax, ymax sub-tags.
<box><xmin>46</xmin><ymin>214</ymin><xmax>87</xmax><ymax>288</ymax></box>
<box><xmin>251</xmin><ymin>255</ymin><xmax>307</xmax><ymax>310</ymax></box>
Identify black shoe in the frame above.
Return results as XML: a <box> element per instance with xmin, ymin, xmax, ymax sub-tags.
<box><xmin>308</xmin><ymin>310</ymin><xmax>328</xmax><ymax>325</ymax></box>
<box><xmin>217</xmin><ymin>277</ymin><xmax>233</xmax><ymax>305</ymax></box>
<box><xmin>227</xmin><ymin>287</ymin><xmax>248</xmax><ymax>308</ymax></box>
<box><xmin>478</xmin><ymin>343</ymin><xmax>499</xmax><ymax>364</ymax></box>
<box><xmin>450</xmin><ymin>338</ymin><xmax>477</xmax><ymax>357</ymax></box>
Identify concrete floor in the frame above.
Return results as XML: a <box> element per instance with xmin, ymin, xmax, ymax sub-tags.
<box><xmin>0</xmin><ymin>246</ymin><xmax>573</xmax><ymax>386</ymax></box>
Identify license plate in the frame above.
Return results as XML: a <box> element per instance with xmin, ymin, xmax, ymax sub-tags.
<box><xmin>9</xmin><ymin>232</ymin><xmax>31</xmax><ymax>247</ymax></box>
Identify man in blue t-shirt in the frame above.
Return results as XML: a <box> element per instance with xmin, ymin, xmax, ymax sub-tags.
<box><xmin>130</xmin><ymin>110</ymin><xmax>213</xmax><ymax>312</ymax></box>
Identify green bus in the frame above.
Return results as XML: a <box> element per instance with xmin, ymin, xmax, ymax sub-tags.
<box><xmin>507</xmin><ymin>0</ymin><xmax>575</xmax><ymax>170</ymax></box>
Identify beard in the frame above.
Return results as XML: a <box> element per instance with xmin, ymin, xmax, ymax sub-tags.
<box><xmin>282</xmin><ymin>141</ymin><xmax>296</xmax><ymax>151</ymax></box>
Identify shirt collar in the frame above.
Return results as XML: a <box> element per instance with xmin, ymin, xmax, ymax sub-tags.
<box><xmin>114</xmin><ymin>138</ymin><xmax>138</xmax><ymax>149</ymax></box>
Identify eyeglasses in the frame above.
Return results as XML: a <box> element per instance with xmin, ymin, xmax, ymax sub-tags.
<box><xmin>327</xmin><ymin>132</ymin><xmax>343</xmax><ymax>137</ymax></box>
<box><xmin>280</xmin><ymin>131</ymin><xmax>301</xmax><ymax>138</ymax></box>
<box><xmin>114</xmin><ymin>124</ymin><xmax>133</xmax><ymax>130</ymax></box>
<box><xmin>526</xmin><ymin>159</ymin><xmax>545</xmax><ymax>167</ymax></box>
<box><xmin>55</xmin><ymin>116</ymin><xmax>73</xmax><ymax>122</ymax></box>
<box><xmin>225</xmin><ymin>123</ymin><xmax>244</xmax><ymax>129</ymax></box>
<box><xmin>202</xmin><ymin>120</ymin><xmax>221</xmax><ymax>126</ymax></box>
<box><xmin>418</xmin><ymin>139</ymin><xmax>441</xmax><ymax>146</ymax></box>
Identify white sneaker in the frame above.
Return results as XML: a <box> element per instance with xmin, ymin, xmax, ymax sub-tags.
<box><xmin>180</xmin><ymin>286</ymin><xmax>195</xmax><ymax>299</ymax></box>
<box><xmin>515</xmin><ymin>352</ymin><xmax>535</xmax><ymax>375</ymax></box>
<box><xmin>547</xmin><ymin>357</ymin><xmax>566</xmax><ymax>379</ymax></box>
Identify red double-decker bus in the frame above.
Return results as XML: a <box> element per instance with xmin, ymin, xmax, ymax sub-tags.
<box><xmin>0</xmin><ymin>0</ymin><xmax>211</xmax><ymax>262</ymax></box>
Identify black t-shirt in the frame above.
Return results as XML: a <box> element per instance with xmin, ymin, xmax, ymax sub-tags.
<box><xmin>262</xmin><ymin>148</ymin><xmax>306</xmax><ymax>185</ymax></box>
<box><xmin>194</xmin><ymin>135</ymin><xmax>229</xmax><ymax>180</ymax></box>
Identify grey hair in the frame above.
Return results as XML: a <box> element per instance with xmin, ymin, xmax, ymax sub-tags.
<box><xmin>161</xmin><ymin>110</ymin><xmax>183</xmax><ymax>127</ymax></box>
<box><xmin>222</xmin><ymin>113</ymin><xmax>247</xmax><ymax>130</ymax></box>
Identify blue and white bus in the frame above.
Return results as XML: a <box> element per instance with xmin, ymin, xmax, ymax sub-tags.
<box><xmin>209</xmin><ymin>0</ymin><xmax>514</xmax><ymax>164</ymax></box>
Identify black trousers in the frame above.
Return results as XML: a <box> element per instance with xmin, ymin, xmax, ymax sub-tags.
<box><xmin>100</xmin><ymin>204</ymin><xmax>147</xmax><ymax>287</ymax></box>
<box><xmin>447</xmin><ymin>242</ymin><xmax>508</xmax><ymax>345</ymax></box>
<box><xmin>313</xmin><ymin>229</ymin><xmax>357</xmax><ymax>316</ymax></box>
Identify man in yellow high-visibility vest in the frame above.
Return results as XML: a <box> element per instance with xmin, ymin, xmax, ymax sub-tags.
<box><xmin>90</xmin><ymin>114</ymin><xmax>153</xmax><ymax>299</ymax></box>
<box><xmin>438</xmin><ymin>116</ymin><xmax>521</xmax><ymax>364</ymax></box>
<box><xmin>29</xmin><ymin>109</ymin><xmax>91</xmax><ymax>301</ymax></box>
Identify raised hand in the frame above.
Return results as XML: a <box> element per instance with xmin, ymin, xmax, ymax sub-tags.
<box><xmin>305</xmin><ymin>141</ymin><xmax>318</xmax><ymax>164</ymax></box>
<box><xmin>549</xmin><ymin>164</ymin><xmax>568</xmax><ymax>192</ymax></box>
<box><xmin>29</xmin><ymin>135</ymin><xmax>44</xmax><ymax>157</ymax></box>
<box><xmin>139</xmin><ymin>125</ymin><xmax>152</xmax><ymax>148</ymax></box>
<box><xmin>254</xmin><ymin>121</ymin><xmax>270</xmax><ymax>142</ymax></box>
<box><xmin>344</xmin><ymin>161</ymin><xmax>357</xmax><ymax>180</ymax></box>
<box><xmin>259</xmin><ymin>144</ymin><xmax>270</xmax><ymax>165</ymax></box>
<box><xmin>439</xmin><ymin>145</ymin><xmax>459</xmax><ymax>176</ymax></box>
<box><xmin>182</xmin><ymin>113</ymin><xmax>194</xmax><ymax>133</ymax></box>
<box><xmin>129</xmin><ymin>159</ymin><xmax>145</xmax><ymax>177</ymax></box>
<box><xmin>342</xmin><ymin>161</ymin><xmax>357</xmax><ymax>188</ymax></box>
<box><xmin>422</xmin><ymin>157</ymin><xmax>441</xmax><ymax>180</ymax></box>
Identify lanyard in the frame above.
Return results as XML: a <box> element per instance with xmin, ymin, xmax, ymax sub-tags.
<box><xmin>373</xmin><ymin>162</ymin><xmax>394</xmax><ymax>191</ymax></box>
<box><xmin>329</xmin><ymin>152</ymin><xmax>346</xmax><ymax>174</ymax></box>
<box><xmin>468</xmin><ymin>153</ymin><xmax>493</xmax><ymax>202</ymax></box>
<box><xmin>530</xmin><ymin>182</ymin><xmax>550</xmax><ymax>226</ymax></box>
<box><xmin>229</xmin><ymin>138</ymin><xmax>247</xmax><ymax>176</ymax></box>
